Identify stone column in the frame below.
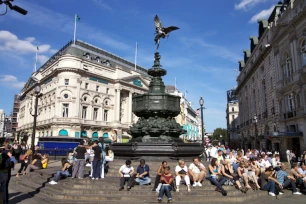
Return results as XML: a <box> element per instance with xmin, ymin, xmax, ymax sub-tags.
<box><xmin>128</xmin><ymin>91</ymin><xmax>133</xmax><ymax>124</ymax></box>
<box><xmin>115</xmin><ymin>89</ymin><xmax>121</xmax><ymax>122</ymax></box>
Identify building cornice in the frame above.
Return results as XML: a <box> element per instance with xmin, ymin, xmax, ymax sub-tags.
<box><xmin>236</xmin><ymin>46</ymin><xmax>272</xmax><ymax>94</ymax></box>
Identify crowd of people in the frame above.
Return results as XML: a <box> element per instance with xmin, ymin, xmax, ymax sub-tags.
<box><xmin>48</xmin><ymin>137</ymin><xmax>114</xmax><ymax>185</ymax></box>
<box><xmin>2</xmin><ymin>138</ymin><xmax>306</xmax><ymax>203</ymax></box>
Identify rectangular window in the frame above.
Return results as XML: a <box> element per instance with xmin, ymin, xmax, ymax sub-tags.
<box><xmin>62</xmin><ymin>104</ymin><xmax>69</xmax><ymax>117</ymax></box>
<box><xmin>302</xmin><ymin>52</ymin><xmax>306</xmax><ymax>66</ymax></box>
<box><xmin>106</xmin><ymin>88</ymin><xmax>109</xmax><ymax>94</ymax></box>
<box><xmin>85</xmin><ymin>83</ymin><xmax>89</xmax><ymax>89</ymax></box>
<box><xmin>65</xmin><ymin>79</ymin><xmax>69</xmax><ymax>86</ymax></box>
<box><xmin>231</xmin><ymin>115</ymin><xmax>235</xmax><ymax>121</ymax></box>
<box><xmin>232</xmin><ymin>107</ymin><xmax>234</xmax><ymax>112</ymax></box>
<box><xmin>82</xmin><ymin>106</ymin><xmax>87</xmax><ymax>119</ymax></box>
<box><xmin>288</xmin><ymin>94</ymin><xmax>294</xmax><ymax>112</ymax></box>
<box><xmin>296</xmin><ymin>94</ymin><xmax>300</xmax><ymax>108</ymax></box>
<box><xmin>104</xmin><ymin>110</ymin><xmax>108</xmax><ymax>121</ymax></box>
<box><xmin>96</xmin><ymin>85</ymin><xmax>99</xmax><ymax>92</ymax></box>
<box><xmin>93</xmin><ymin>108</ymin><xmax>98</xmax><ymax>120</ymax></box>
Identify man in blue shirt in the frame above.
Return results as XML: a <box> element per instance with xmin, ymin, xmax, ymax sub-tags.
<box><xmin>135</xmin><ymin>159</ymin><xmax>151</xmax><ymax>185</ymax></box>
<box><xmin>277</xmin><ymin>164</ymin><xmax>301</xmax><ymax>195</ymax></box>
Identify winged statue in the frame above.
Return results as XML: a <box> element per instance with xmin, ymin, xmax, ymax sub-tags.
<box><xmin>154</xmin><ymin>15</ymin><xmax>179</xmax><ymax>51</ymax></box>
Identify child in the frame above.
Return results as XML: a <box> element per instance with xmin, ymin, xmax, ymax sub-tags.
<box><xmin>157</xmin><ymin>166</ymin><xmax>174</xmax><ymax>203</ymax></box>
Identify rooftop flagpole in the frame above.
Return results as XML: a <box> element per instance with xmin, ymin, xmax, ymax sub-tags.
<box><xmin>74</xmin><ymin>14</ymin><xmax>76</xmax><ymax>44</ymax></box>
<box><xmin>134</xmin><ymin>42</ymin><xmax>138</xmax><ymax>70</ymax></box>
<box><xmin>74</xmin><ymin>14</ymin><xmax>80</xmax><ymax>44</ymax></box>
<box><xmin>34</xmin><ymin>46</ymin><xmax>38</xmax><ymax>72</ymax></box>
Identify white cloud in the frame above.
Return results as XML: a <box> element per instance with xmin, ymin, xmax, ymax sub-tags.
<box><xmin>8</xmin><ymin>1</ymin><xmax>130</xmax><ymax>51</ymax></box>
<box><xmin>92</xmin><ymin>0</ymin><xmax>112</xmax><ymax>11</ymax></box>
<box><xmin>0</xmin><ymin>30</ymin><xmax>51</xmax><ymax>53</ymax></box>
<box><xmin>50</xmin><ymin>49</ymin><xmax>58</xmax><ymax>54</ymax></box>
<box><xmin>249</xmin><ymin>5</ymin><xmax>274</xmax><ymax>23</ymax></box>
<box><xmin>235</xmin><ymin>0</ymin><xmax>268</xmax><ymax>11</ymax></box>
<box><xmin>180</xmin><ymin>37</ymin><xmax>241</xmax><ymax>63</ymax></box>
<box><xmin>37</xmin><ymin>55</ymin><xmax>49</xmax><ymax>64</ymax></box>
<box><xmin>25</xmin><ymin>37</ymin><xmax>35</xmax><ymax>43</ymax></box>
<box><xmin>0</xmin><ymin>75</ymin><xmax>25</xmax><ymax>89</ymax></box>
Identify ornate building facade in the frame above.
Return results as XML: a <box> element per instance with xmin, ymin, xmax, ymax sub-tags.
<box><xmin>236</xmin><ymin>0</ymin><xmax>306</xmax><ymax>158</ymax></box>
<box><xmin>17</xmin><ymin>40</ymin><xmax>150</xmax><ymax>145</ymax></box>
<box><xmin>226</xmin><ymin>88</ymin><xmax>240</xmax><ymax>148</ymax></box>
<box><xmin>165</xmin><ymin>85</ymin><xmax>201</xmax><ymax>142</ymax></box>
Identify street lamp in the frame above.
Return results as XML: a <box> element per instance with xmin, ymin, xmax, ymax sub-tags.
<box><xmin>253</xmin><ymin>114</ymin><xmax>258</xmax><ymax>149</ymax></box>
<box><xmin>199</xmin><ymin>97</ymin><xmax>204</xmax><ymax>146</ymax></box>
<box><xmin>30</xmin><ymin>84</ymin><xmax>42</xmax><ymax>152</ymax></box>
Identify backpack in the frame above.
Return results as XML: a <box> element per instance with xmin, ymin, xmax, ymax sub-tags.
<box><xmin>0</xmin><ymin>153</ymin><xmax>11</xmax><ymax>170</ymax></box>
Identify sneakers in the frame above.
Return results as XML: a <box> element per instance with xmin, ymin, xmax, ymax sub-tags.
<box><xmin>157</xmin><ymin>198</ymin><xmax>162</xmax><ymax>203</ymax></box>
<box><xmin>96</xmin><ymin>178</ymin><xmax>99</xmax><ymax>180</ymax></box>
<box><xmin>279</xmin><ymin>192</ymin><xmax>283</xmax><ymax>195</ymax></box>
<box><xmin>192</xmin><ymin>183</ymin><xmax>197</xmax><ymax>187</ymax></box>
<box><xmin>197</xmin><ymin>182</ymin><xmax>202</xmax><ymax>187</ymax></box>
<box><xmin>78</xmin><ymin>177</ymin><xmax>83</xmax><ymax>179</ymax></box>
<box><xmin>49</xmin><ymin>180</ymin><xmax>58</xmax><ymax>185</ymax></box>
<box><xmin>86</xmin><ymin>163</ymin><xmax>91</xmax><ymax>167</ymax></box>
<box><xmin>176</xmin><ymin>188</ymin><xmax>179</xmax><ymax>192</ymax></box>
<box><xmin>167</xmin><ymin>199</ymin><xmax>172</xmax><ymax>203</ymax></box>
<box><xmin>92</xmin><ymin>177</ymin><xmax>95</xmax><ymax>180</ymax></box>
<box><xmin>127</xmin><ymin>186</ymin><xmax>131</xmax><ymax>191</ymax></box>
<box><xmin>119</xmin><ymin>187</ymin><xmax>124</xmax><ymax>191</ymax></box>
<box><xmin>293</xmin><ymin>192</ymin><xmax>302</xmax><ymax>195</ymax></box>
<box><xmin>269</xmin><ymin>192</ymin><xmax>275</xmax><ymax>196</ymax></box>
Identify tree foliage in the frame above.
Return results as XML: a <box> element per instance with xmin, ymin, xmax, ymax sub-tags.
<box><xmin>212</xmin><ymin>128</ymin><xmax>227</xmax><ymax>142</ymax></box>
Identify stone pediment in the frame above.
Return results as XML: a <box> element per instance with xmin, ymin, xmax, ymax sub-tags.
<box><xmin>120</xmin><ymin>75</ymin><xmax>149</xmax><ymax>89</ymax></box>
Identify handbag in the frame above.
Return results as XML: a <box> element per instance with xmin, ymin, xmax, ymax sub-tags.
<box><xmin>178</xmin><ymin>169</ymin><xmax>187</xmax><ymax>175</ymax></box>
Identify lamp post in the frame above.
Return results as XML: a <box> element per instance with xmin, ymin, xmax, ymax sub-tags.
<box><xmin>199</xmin><ymin>97</ymin><xmax>204</xmax><ymax>146</ymax></box>
<box><xmin>30</xmin><ymin>84</ymin><xmax>41</xmax><ymax>152</ymax></box>
<box><xmin>253</xmin><ymin>114</ymin><xmax>258</xmax><ymax>149</ymax></box>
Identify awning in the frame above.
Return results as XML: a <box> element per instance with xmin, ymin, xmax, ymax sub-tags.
<box><xmin>272</xmin><ymin>132</ymin><xmax>303</xmax><ymax>137</ymax></box>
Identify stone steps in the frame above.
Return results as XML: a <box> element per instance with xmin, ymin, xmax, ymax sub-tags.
<box><xmin>10</xmin><ymin>159</ymin><xmax>271</xmax><ymax>203</ymax></box>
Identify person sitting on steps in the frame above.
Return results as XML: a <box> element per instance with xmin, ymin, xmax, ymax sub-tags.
<box><xmin>119</xmin><ymin>160</ymin><xmax>134</xmax><ymax>191</ymax></box>
<box><xmin>188</xmin><ymin>157</ymin><xmax>206</xmax><ymax>187</ymax></box>
<box><xmin>157</xmin><ymin>166</ymin><xmax>174</xmax><ymax>203</ymax></box>
<box><xmin>175</xmin><ymin>159</ymin><xmax>191</xmax><ymax>192</ymax></box>
<box><xmin>135</xmin><ymin>159</ymin><xmax>151</xmax><ymax>185</ymax></box>
<box><xmin>152</xmin><ymin>161</ymin><xmax>168</xmax><ymax>191</ymax></box>
<box><xmin>49</xmin><ymin>158</ymin><xmax>73</xmax><ymax>185</ymax></box>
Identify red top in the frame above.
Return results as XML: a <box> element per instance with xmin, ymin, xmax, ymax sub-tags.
<box><xmin>161</xmin><ymin>174</ymin><xmax>173</xmax><ymax>184</ymax></box>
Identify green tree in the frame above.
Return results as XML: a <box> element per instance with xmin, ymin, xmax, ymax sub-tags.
<box><xmin>212</xmin><ymin>128</ymin><xmax>227</xmax><ymax>143</ymax></box>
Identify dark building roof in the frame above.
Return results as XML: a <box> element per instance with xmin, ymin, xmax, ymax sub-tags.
<box><xmin>38</xmin><ymin>40</ymin><xmax>148</xmax><ymax>76</ymax></box>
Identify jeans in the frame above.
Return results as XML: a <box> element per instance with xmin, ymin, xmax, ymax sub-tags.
<box><xmin>92</xmin><ymin>160</ymin><xmax>101</xmax><ymax>179</ymax></box>
<box><xmin>0</xmin><ymin>173</ymin><xmax>8</xmax><ymax>204</ymax></box>
<box><xmin>136</xmin><ymin>176</ymin><xmax>151</xmax><ymax>185</ymax></box>
<box><xmin>232</xmin><ymin>163</ymin><xmax>239</xmax><ymax>173</ymax></box>
<box><xmin>54</xmin><ymin>170</ymin><xmax>70</xmax><ymax>182</ymax></box>
<box><xmin>158</xmin><ymin>184</ymin><xmax>172</xmax><ymax>200</ymax></box>
<box><xmin>283</xmin><ymin>179</ymin><xmax>297</xmax><ymax>192</ymax></box>
<box><xmin>263</xmin><ymin>180</ymin><xmax>275</xmax><ymax>193</ymax></box>
<box><xmin>72</xmin><ymin>159</ymin><xmax>86</xmax><ymax>178</ymax></box>
<box><xmin>206</xmin><ymin>176</ymin><xmax>226</xmax><ymax>193</ymax></box>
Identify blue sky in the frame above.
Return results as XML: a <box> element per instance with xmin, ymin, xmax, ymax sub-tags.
<box><xmin>0</xmin><ymin>0</ymin><xmax>277</xmax><ymax>132</ymax></box>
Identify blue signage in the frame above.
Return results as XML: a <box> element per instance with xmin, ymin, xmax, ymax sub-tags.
<box><xmin>133</xmin><ymin>79</ymin><xmax>142</xmax><ymax>87</ymax></box>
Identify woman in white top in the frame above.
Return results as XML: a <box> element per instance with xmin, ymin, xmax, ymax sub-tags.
<box><xmin>175</xmin><ymin>159</ymin><xmax>191</xmax><ymax>192</ymax></box>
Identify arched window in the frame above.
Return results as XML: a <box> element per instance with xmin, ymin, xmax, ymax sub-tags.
<box><xmin>301</xmin><ymin>39</ymin><xmax>306</xmax><ymax>66</ymax></box>
<box><xmin>81</xmin><ymin>131</ymin><xmax>87</xmax><ymax>137</ymax></box>
<box><xmin>92</xmin><ymin>132</ymin><xmax>98</xmax><ymax>138</ymax></box>
<box><xmin>103</xmin><ymin>132</ymin><xmax>108</xmax><ymax>138</ymax></box>
<box><xmin>59</xmin><ymin>129</ymin><xmax>68</xmax><ymax>136</ymax></box>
